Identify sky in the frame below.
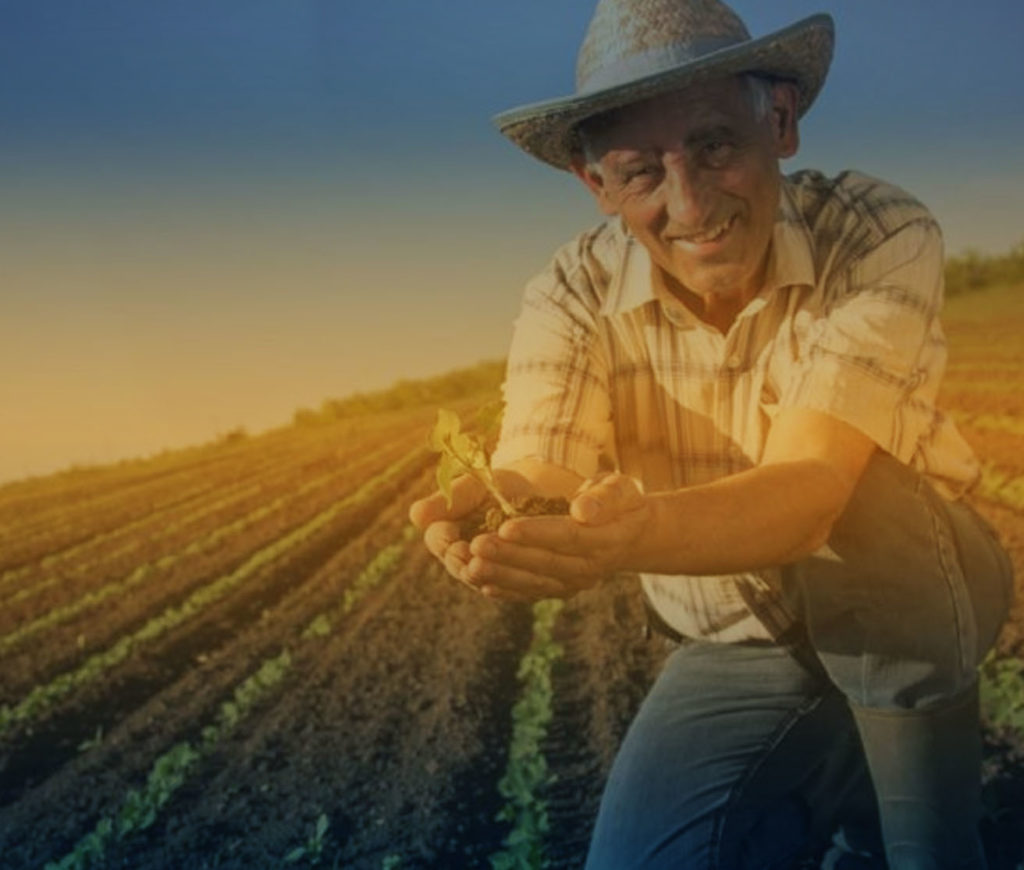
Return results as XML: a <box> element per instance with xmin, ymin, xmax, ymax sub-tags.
<box><xmin>2</xmin><ymin>0</ymin><xmax>1023</xmax><ymax>483</ymax></box>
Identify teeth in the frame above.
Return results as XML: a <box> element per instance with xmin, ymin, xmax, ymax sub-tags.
<box><xmin>686</xmin><ymin>215</ymin><xmax>732</xmax><ymax>243</ymax></box>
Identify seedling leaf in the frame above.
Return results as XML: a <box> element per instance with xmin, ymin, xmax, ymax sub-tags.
<box><xmin>429</xmin><ymin>408</ymin><xmax>461</xmax><ymax>452</ymax></box>
<box><xmin>436</xmin><ymin>453</ymin><xmax>458</xmax><ymax>509</ymax></box>
<box><xmin>428</xmin><ymin>407</ymin><xmax>518</xmax><ymax>517</ymax></box>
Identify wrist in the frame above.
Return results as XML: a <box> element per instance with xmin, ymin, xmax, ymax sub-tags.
<box><xmin>628</xmin><ymin>490</ymin><xmax>670</xmax><ymax>574</ymax></box>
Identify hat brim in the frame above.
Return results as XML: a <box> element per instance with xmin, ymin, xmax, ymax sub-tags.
<box><xmin>493</xmin><ymin>13</ymin><xmax>834</xmax><ymax>170</ymax></box>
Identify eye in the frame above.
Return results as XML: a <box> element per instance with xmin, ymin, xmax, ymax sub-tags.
<box><xmin>619</xmin><ymin>163</ymin><xmax>661</xmax><ymax>189</ymax></box>
<box><xmin>701</xmin><ymin>140</ymin><xmax>736</xmax><ymax>168</ymax></box>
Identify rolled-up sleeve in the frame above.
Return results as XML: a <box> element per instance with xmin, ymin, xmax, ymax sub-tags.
<box><xmin>778</xmin><ymin>219</ymin><xmax>946</xmax><ymax>460</ymax></box>
<box><xmin>491</xmin><ymin>256</ymin><xmax>612</xmax><ymax>479</ymax></box>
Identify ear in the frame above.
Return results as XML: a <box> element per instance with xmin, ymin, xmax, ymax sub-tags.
<box><xmin>569</xmin><ymin>155</ymin><xmax>619</xmax><ymax>216</ymax></box>
<box><xmin>769</xmin><ymin>81</ymin><xmax>800</xmax><ymax>159</ymax></box>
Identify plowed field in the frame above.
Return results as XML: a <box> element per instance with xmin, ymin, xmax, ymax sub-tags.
<box><xmin>1</xmin><ymin>284</ymin><xmax>1023</xmax><ymax>869</ymax></box>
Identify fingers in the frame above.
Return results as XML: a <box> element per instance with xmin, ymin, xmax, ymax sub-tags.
<box><xmin>570</xmin><ymin>473</ymin><xmax>645</xmax><ymax>525</ymax></box>
<box><xmin>423</xmin><ymin>522</ymin><xmax>502</xmax><ymax>596</ymax></box>
<box><xmin>408</xmin><ymin>474</ymin><xmax>485</xmax><ymax>530</ymax></box>
<box><xmin>411</xmin><ymin>475</ymin><xmax>488</xmax><ymax>590</ymax></box>
<box><xmin>468</xmin><ymin>534</ymin><xmax>600</xmax><ymax>593</ymax></box>
<box><xmin>409</xmin><ymin>471</ymin><xmax>634</xmax><ymax>605</ymax></box>
<box><xmin>497</xmin><ymin>513</ymin><xmax>606</xmax><ymax>556</ymax></box>
<box><xmin>466</xmin><ymin>546</ymin><xmax>577</xmax><ymax>600</ymax></box>
<box><xmin>422</xmin><ymin>522</ymin><xmax>565</xmax><ymax>602</ymax></box>
<box><xmin>423</xmin><ymin>520</ymin><xmax>471</xmax><ymax>579</ymax></box>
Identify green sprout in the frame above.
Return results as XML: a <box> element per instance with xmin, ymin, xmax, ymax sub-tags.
<box><xmin>77</xmin><ymin>725</ymin><xmax>103</xmax><ymax>753</ymax></box>
<box><xmin>284</xmin><ymin>812</ymin><xmax>330</xmax><ymax>865</ymax></box>
<box><xmin>429</xmin><ymin>408</ymin><xmax>518</xmax><ymax>517</ymax></box>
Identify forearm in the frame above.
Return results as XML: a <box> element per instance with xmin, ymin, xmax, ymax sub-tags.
<box><xmin>631</xmin><ymin>459</ymin><xmax>852</xmax><ymax>576</ymax></box>
<box><xmin>496</xmin><ymin>457</ymin><xmax>586</xmax><ymax>500</ymax></box>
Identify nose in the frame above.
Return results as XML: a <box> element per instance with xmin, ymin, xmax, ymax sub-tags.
<box><xmin>663</xmin><ymin>156</ymin><xmax>714</xmax><ymax>231</ymax></box>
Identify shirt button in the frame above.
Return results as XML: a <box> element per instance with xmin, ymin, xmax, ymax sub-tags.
<box><xmin>726</xmin><ymin>353</ymin><xmax>742</xmax><ymax>369</ymax></box>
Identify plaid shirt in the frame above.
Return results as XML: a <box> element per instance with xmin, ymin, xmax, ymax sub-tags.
<box><xmin>492</xmin><ymin>169</ymin><xmax>980</xmax><ymax>642</ymax></box>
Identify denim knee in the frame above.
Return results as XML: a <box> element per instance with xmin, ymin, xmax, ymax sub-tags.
<box><xmin>585</xmin><ymin>642</ymin><xmax>873</xmax><ymax>870</ymax></box>
<box><xmin>783</xmin><ymin>451</ymin><xmax>1013</xmax><ymax>709</ymax></box>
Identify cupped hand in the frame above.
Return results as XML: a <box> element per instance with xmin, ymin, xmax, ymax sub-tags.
<box><xmin>408</xmin><ymin>473</ymin><xmax>488</xmax><ymax>586</ymax></box>
<box><xmin>465</xmin><ymin>473</ymin><xmax>650</xmax><ymax>603</ymax></box>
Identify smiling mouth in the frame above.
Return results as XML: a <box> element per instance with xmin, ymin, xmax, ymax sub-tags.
<box><xmin>678</xmin><ymin>214</ymin><xmax>737</xmax><ymax>245</ymax></box>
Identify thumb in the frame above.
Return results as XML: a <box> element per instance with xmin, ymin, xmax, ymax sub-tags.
<box><xmin>409</xmin><ymin>474</ymin><xmax>485</xmax><ymax>530</ymax></box>
<box><xmin>570</xmin><ymin>473</ymin><xmax>644</xmax><ymax>525</ymax></box>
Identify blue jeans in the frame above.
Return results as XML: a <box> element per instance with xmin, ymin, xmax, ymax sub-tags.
<box><xmin>585</xmin><ymin>453</ymin><xmax>1014</xmax><ymax>869</ymax></box>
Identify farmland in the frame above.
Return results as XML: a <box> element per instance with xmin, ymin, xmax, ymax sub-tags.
<box><xmin>1</xmin><ymin>286</ymin><xmax>1024</xmax><ymax>869</ymax></box>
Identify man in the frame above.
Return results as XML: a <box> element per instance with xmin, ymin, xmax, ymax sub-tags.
<box><xmin>410</xmin><ymin>0</ymin><xmax>1014</xmax><ymax>867</ymax></box>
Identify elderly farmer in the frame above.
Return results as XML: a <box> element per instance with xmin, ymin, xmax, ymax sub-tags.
<box><xmin>410</xmin><ymin>0</ymin><xmax>1014</xmax><ymax>866</ymax></box>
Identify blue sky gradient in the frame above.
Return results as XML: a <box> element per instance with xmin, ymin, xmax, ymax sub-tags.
<box><xmin>2</xmin><ymin>0</ymin><xmax>1022</xmax><ymax>481</ymax></box>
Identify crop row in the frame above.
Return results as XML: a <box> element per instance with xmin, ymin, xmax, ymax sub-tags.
<box><xmin>0</xmin><ymin>478</ymin><xmax>264</xmax><ymax>607</ymax></box>
<box><xmin>0</xmin><ymin>428</ymin><xmax>428</xmax><ymax>666</ymax></box>
<box><xmin>0</xmin><ymin>430</ymin><xmax>317</xmax><ymax>574</ymax></box>
<box><xmin>0</xmin><ymin>438</ymin><xmax>402</xmax><ymax>650</ymax></box>
<box><xmin>951</xmin><ymin>411</ymin><xmax>1024</xmax><ymax>439</ymax></box>
<box><xmin>0</xmin><ymin>415</ymin><xmax>342</xmax><ymax>520</ymax></box>
<box><xmin>44</xmin><ymin>527</ymin><xmax>417</xmax><ymax>870</ymax></box>
<box><xmin>977</xmin><ymin>464</ymin><xmax>1024</xmax><ymax>513</ymax></box>
<box><xmin>0</xmin><ymin>446</ymin><xmax>427</xmax><ymax>737</ymax></box>
<box><xmin>0</xmin><ymin>435</ymin><xmax>283</xmax><ymax>546</ymax></box>
<box><xmin>0</xmin><ymin>434</ymin><xmax>314</xmax><ymax>594</ymax></box>
<box><xmin>0</xmin><ymin>476</ymin><xmax>267</xmax><ymax>653</ymax></box>
<box><xmin>0</xmin><ymin>442</ymin><xmax>227</xmax><ymax>526</ymax></box>
<box><xmin>0</xmin><ymin>413</ymin><xmax>426</xmax><ymax>583</ymax></box>
<box><xmin>0</xmin><ymin>461</ymin><xmax>430</xmax><ymax>864</ymax></box>
<box><xmin>0</xmin><ymin>410</ymin><xmax>431</xmax><ymax>576</ymax></box>
<box><xmin>0</xmin><ymin>470</ymin><xmax>229</xmax><ymax>577</ymax></box>
<box><xmin>489</xmin><ymin>599</ymin><xmax>566</xmax><ymax>870</ymax></box>
<box><xmin>981</xmin><ymin>655</ymin><xmax>1024</xmax><ymax>736</ymax></box>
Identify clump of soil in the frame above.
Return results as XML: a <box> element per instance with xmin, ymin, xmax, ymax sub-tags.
<box><xmin>460</xmin><ymin>495</ymin><xmax>570</xmax><ymax>540</ymax></box>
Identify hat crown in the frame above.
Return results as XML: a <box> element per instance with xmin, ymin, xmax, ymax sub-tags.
<box><xmin>576</xmin><ymin>0</ymin><xmax>751</xmax><ymax>93</ymax></box>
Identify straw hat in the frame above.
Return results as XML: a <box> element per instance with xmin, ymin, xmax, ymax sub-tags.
<box><xmin>493</xmin><ymin>0</ymin><xmax>834</xmax><ymax>170</ymax></box>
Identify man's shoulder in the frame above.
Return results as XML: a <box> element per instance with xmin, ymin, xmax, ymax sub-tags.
<box><xmin>546</xmin><ymin>217</ymin><xmax>628</xmax><ymax>281</ymax></box>
<box><xmin>524</xmin><ymin>218</ymin><xmax>628</xmax><ymax>309</ymax></box>
<box><xmin>785</xmin><ymin>169</ymin><xmax>941</xmax><ymax>268</ymax></box>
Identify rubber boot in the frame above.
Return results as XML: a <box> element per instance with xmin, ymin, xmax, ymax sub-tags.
<box><xmin>849</xmin><ymin>684</ymin><xmax>988</xmax><ymax>870</ymax></box>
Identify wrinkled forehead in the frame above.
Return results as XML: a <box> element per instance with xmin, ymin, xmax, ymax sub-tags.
<box><xmin>574</xmin><ymin>74</ymin><xmax>753</xmax><ymax>156</ymax></box>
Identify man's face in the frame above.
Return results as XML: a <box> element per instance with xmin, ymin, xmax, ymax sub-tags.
<box><xmin>572</xmin><ymin>76</ymin><xmax>798</xmax><ymax>309</ymax></box>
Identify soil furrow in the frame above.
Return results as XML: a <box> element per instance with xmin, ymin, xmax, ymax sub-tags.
<box><xmin>0</xmin><ymin>438</ymin><xmax>423</xmax><ymax>701</ymax></box>
<box><xmin>0</xmin><ymin>476</ymin><xmax>430</xmax><ymax>866</ymax></box>
<box><xmin>0</xmin><ymin>452</ymin><xmax>431</xmax><ymax>807</ymax></box>
<box><xmin>537</xmin><ymin>577</ymin><xmax>668</xmax><ymax>869</ymax></box>
<box><xmin>0</xmin><ymin>414</ymin><xmax>426</xmax><ymax>573</ymax></box>
<box><xmin>0</xmin><ymin>415</ymin><xmax>421</xmax><ymax>601</ymax></box>
<box><xmin>103</xmin><ymin>550</ymin><xmax>533</xmax><ymax>869</ymax></box>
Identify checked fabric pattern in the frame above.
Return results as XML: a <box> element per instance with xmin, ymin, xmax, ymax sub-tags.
<box><xmin>492</xmin><ymin>169</ymin><xmax>979</xmax><ymax>642</ymax></box>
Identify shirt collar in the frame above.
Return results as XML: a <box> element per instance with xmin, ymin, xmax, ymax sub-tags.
<box><xmin>598</xmin><ymin>178</ymin><xmax>816</xmax><ymax>318</ymax></box>
<box><xmin>599</xmin><ymin>217</ymin><xmax>654</xmax><ymax>316</ymax></box>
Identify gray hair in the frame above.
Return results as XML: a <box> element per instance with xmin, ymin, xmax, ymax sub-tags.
<box><xmin>575</xmin><ymin>73</ymin><xmax>776</xmax><ymax>169</ymax></box>
<box><xmin>741</xmin><ymin>73</ymin><xmax>774</xmax><ymax>123</ymax></box>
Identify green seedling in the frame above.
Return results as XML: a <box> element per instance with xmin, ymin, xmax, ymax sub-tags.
<box><xmin>284</xmin><ymin>812</ymin><xmax>330</xmax><ymax>865</ymax></box>
<box><xmin>429</xmin><ymin>409</ymin><xmax>518</xmax><ymax>517</ymax></box>
<box><xmin>489</xmin><ymin>599</ymin><xmax>565</xmax><ymax>870</ymax></box>
<box><xmin>77</xmin><ymin>725</ymin><xmax>103</xmax><ymax>753</ymax></box>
